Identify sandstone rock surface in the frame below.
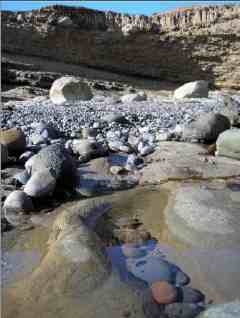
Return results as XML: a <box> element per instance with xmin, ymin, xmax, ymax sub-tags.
<box><xmin>2</xmin><ymin>5</ymin><xmax>240</xmax><ymax>89</ymax></box>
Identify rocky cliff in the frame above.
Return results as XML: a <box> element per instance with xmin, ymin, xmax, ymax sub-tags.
<box><xmin>2</xmin><ymin>4</ymin><xmax>240</xmax><ymax>88</ymax></box>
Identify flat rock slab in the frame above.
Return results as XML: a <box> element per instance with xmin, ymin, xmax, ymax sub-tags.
<box><xmin>140</xmin><ymin>142</ymin><xmax>240</xmax><ymax>184</ymax></box>
<box><xmin>166</xmin><ymin>179</ymin><xmax>240</xmax><ymax>248</ymax></box>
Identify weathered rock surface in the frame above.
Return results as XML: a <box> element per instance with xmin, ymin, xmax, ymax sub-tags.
<box><xmin>2</xmin><ymin>4</ymin><xmax>240</xmax><ymax>88</ymax></box>
<box><xmin>216</xmin><ymin>128</ymin><xmax>240</xmax><ymax>160</ymax></box>
<box><xmin>1</xmin><ymin>86</ymin><xmax>48</xmax><ymax>102</ymax></box>
<box><xmin>166</xmin><ymin>179</ymin><xmax>240</xmax><ymax>248</ymax></box>
<box><xmin>140</xmin><ymin>142</ymin><xmax>240</xmax><ymax>184</ymax></box>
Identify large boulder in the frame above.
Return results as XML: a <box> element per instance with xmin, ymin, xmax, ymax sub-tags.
<box><xmin>0</xmin><ymin>128</ymin><xmax>26</xmax><ymax>154</ymax></box>
<box><xmin>182</xmin><ymin>113</ymin><xmax>231</xmax><ymax>142</ymax></box>
<box><xmin>3</xmin><ymin>190</ymin><xmax>34</xmax><ymax>225</ymax></box>
<box><xmin>24</xmin><ymin>168</ymin><xmax>57</xmax><ymax>198</ymax></box>
<box><xmin>216</xmin><ymin>129</ymin><xmax>240</xmax><ymax>160</ymax></box>
<box><xmin>197</xmin><ymin>302</ymin><xmax>240</xmax><ymax>318</ymax></box>
<box><xmin>25</xmin><ymin>143</ymin><xmax>76</xmax><ymax>186</ymax></box>
<box><xmin>173</xmin><ymin>80</ymin><xmax>209</xmax><ymax>99</ymax></box>
<box><xmin>49</xmin><ymin>76</ymin><xmax>93</xmax><ymax>105</ymax></box>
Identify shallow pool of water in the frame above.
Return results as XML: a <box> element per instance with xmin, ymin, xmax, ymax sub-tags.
<box><xmin>2</xmin><ymin>185</ymin><xmax>240</xmax><ymax>317</ymax></box>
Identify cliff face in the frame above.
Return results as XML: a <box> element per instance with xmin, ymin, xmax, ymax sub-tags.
<box><xmin>2</xmin><ymin>4</ymin><xmax>240</xmax><ymax>88</ymax></box>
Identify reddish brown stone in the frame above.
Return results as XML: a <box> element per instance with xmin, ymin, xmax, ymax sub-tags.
<box><xmin>151</xmin><ymin>281</ymin><xmax>177</xmax><ymax>305</ymax></box>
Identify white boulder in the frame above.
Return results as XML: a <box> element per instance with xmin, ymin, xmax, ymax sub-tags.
<box><xmin>50</xmin><ymin>76</ymin><xmax>93</xmax><ymax>105</ymax></box>
<box><xmin>173</xmin><ymin>80</ymin><xmax>209</xmax><ymax>99</ymax></box>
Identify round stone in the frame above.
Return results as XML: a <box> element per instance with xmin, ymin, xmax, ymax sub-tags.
<box><xmin>151</xmin><ymin>281</ymin><xmax>177</xmax><ymax>304</ymax></box>
<box><xmin>3</xmin><ymin>190</ymin><xmax>34</xmax><ymax>225</ymax></box>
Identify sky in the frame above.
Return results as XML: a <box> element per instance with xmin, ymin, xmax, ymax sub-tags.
<box><xmin>1</xmin><ymin>1</ymin><xmax>238</xmax><ymax>15</ymax></box>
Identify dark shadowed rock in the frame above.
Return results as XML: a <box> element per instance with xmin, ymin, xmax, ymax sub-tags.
<box><xmin>182</xmin><ymin>113</ymin><xmax>230</xmax><ymax>143</ymax></box>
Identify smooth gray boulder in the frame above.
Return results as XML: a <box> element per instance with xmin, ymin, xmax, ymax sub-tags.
<box><xmin>25</xmin><ymin>143</ymin><xmax>76</xmax><ymax>186</ymax></box>
<box><xmin>216</xmin><ymin>129</ymin><xmax>240</xmax><ymax>160</ymax></box>
<box><xmin>182</xmin><ymin>113</ymin><xmax>231</xmax><ymax>142</ymax></box>
<box><xmin>3</xmin><ymin>190</ymin><xmax>34</xmax><ymax>225</ymax></box>
<box><xmin>173</xmin><ymin>81</ymin><xmax>209</xmax><ymax>99</ymax></box>
<box><xmin>50</xmin><ymin>76</ymin><xmax>93</xmax><ymax>105</ymax></box>
<box><xmin>24</xmin><ymin>168</ymin><xmax>56</xmax><ymax>198</ymax></box>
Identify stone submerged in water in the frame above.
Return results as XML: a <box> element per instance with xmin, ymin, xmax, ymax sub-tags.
<box><xmin>24</xmin><ymin>168</ymin><xmax>57</xmax><ymax>198</ymax></box>
<box><xmin>3</xmin><ymin>190</ymin><xmax>34</xmax><ymax>225</ymax></box>
<box><xmin>49</xmin><ymin>76</ymin><xmax>93</xmax><ymax>105</ymax></box>
<box><xmin>165</xmin><ymin>303</ymin><xmax>204</xmax><ymax>318</ymax></box>
<box><xmin>166</xmin><ymin>181</ymin><xmax>240</xmax><ymax>248</ymax></box>
<box><xmin>182</xmin><ymin>113</ymin><xmax>231</xmax><ymax>143</ymax></box>
<box><xmin>75</xmin><ymin>173</ymin><xmax>138</xmax><ymax>197</ymax></box>
<box><xmin>127</xmin><ymin>256</ymin><xmax>189</xmax><ymax>286</ymax></box>
<box><xmin>14</xmin><ymin>169</ymin><xmax>31</xmax><ymax>185</ymax></box>
<box><xmin>0</xmin><ymin>128</ymin><xmax>26</xmax><ymax>154</ymax></box>
<box><xmin>216</xmin><ymin>128</ymin><xmax>240</xmax><ymax>160</ymax></box>
<box><xmin>173</xmin><ymin>80</ymin><xmax>209</xmax><ymax>99</ymax></box>
<box><xmin>150</xmin><ymin>281</ymin><xmax>177</xmax><ymax>304</ymax></box>
<box><xmin>197</xmin><ymin>301</ymin><xmax>240</xmax><ymax>318</ymax></box>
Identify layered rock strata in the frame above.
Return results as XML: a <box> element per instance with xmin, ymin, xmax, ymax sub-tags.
<box><xmin>2</xmin><ymin>4</ymin><xmax>240</xmax><ymax>88</ymax></box>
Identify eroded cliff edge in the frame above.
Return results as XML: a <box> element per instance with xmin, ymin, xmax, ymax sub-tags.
<box><xmin>2</xmin><ymin>4</ymin><xmax>240</xmax><ymax>88</ymax></box>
